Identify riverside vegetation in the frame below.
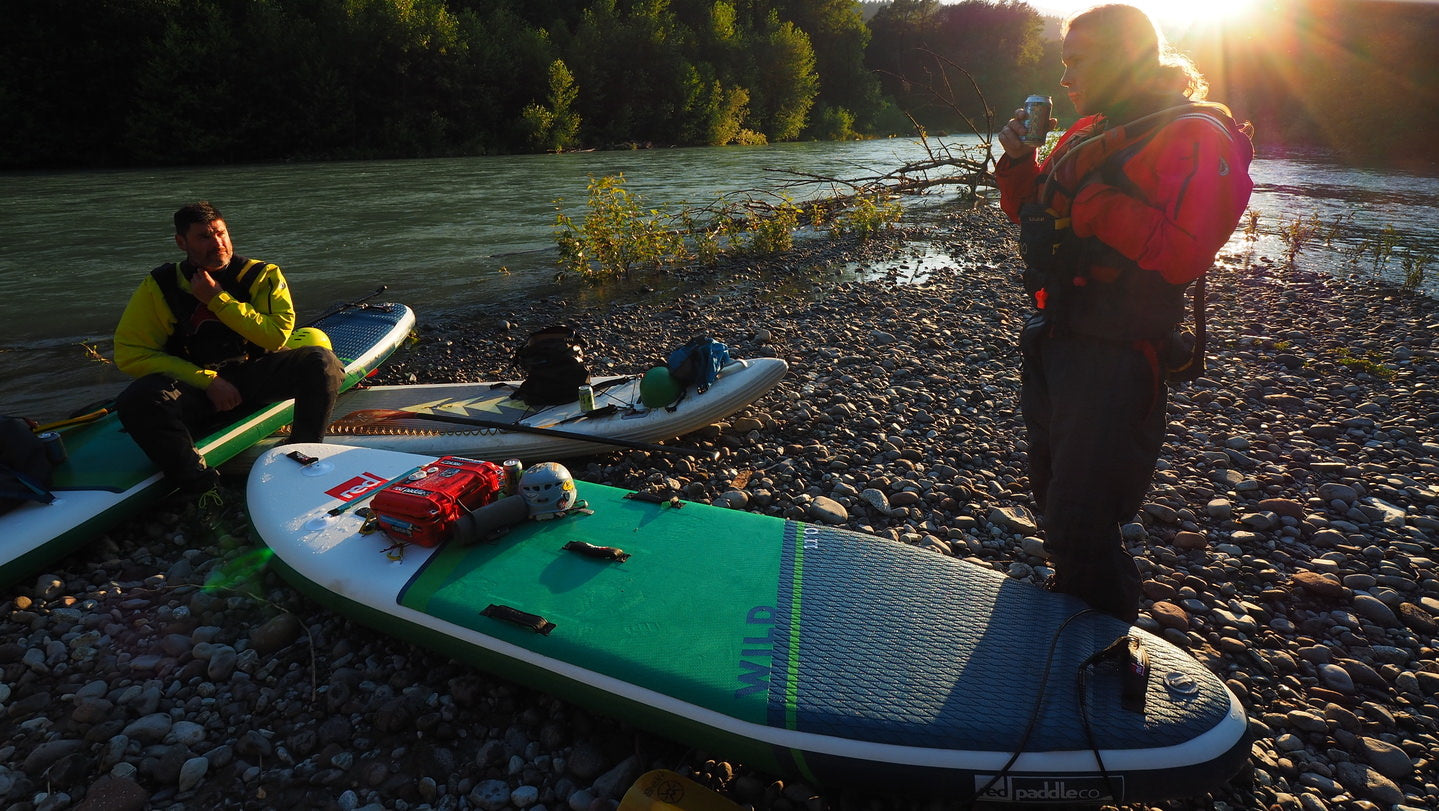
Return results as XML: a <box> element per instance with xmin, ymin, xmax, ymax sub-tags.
<box><xmin>7</xmin><ymin>1</ymin><xmax>1439</xmax><ymax>169</ymax></box>
<box><xmin>2</xmin><ymin>197</ymin><xmax>1437</xmax><ymax>810</ymax></box>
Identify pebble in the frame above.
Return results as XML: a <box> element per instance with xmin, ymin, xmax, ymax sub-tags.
<box><xmin>4</xmin><ymin>207</ymin><xmax>1438</xmax><ymax>811</ymax></box>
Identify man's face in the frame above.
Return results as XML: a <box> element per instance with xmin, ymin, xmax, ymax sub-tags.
<box><xmin>1060</xmin><ymin>27</ymin><xmax>1129</xmax><ymax>117</ymax></box>
<box><xmin>175</xmin><ymin>218</ymin><xmax>233</xmax><ymax>272</ymax></box>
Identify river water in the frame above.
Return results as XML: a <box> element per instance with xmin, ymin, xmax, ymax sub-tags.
<box><xmin>3</xmin><ymin>137</ymin><xmax>1437</xmax><ymax>422</ymax></box>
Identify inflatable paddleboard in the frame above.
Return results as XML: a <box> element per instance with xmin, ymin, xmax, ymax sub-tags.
<box><xmin>269</xmin><ymin>357</ymin><xmax>787</xmax><ymax>461</ymax></box>
<box><xmin>248</xmin><ymin>443</ymin><xmax>1250</xmax><ymax>804</ymax></box>
<box><xmin>0</xmin><ymin>303</ymin><xmax>414</xmax><ymax>585</ymax></box>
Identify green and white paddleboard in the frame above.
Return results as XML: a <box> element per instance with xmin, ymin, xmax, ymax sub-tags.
<box><xmin>0</xmin><ymin>303</ymin><xmax>414</xmax><ymax>585</ymax></box>
<box><xmin>248</xmin><ymin>442</ymin><xmax>1250</xmax><ymax>805</ymax></box>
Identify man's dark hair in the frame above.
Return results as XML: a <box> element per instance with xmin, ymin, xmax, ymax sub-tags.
<box><xmin>174</xmin><ymin>201</ymin><xmax>223</xmax><ymax>236</ymax></box>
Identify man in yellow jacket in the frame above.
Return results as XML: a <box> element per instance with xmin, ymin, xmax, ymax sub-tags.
<box><xmin>114</xmin><ymin>201</ymin><xmax>344</xmax><ymax>499</ymax></box>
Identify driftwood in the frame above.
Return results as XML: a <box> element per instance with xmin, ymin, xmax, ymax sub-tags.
<box><xmin>760</xmin><ymin>47</ymin><xmax>1001</xmax><ymax>208</ymax></box>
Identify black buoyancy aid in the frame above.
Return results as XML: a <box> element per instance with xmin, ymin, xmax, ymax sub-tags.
<box><xmin>152</xmin><ymin>257</ymin><xmax>268</xmax><ymax>369</ymax></box>
<box><xmin>1024</xmin><ymin>102</ymin><xmax>1240</xmax><ymax>342</ymax></box>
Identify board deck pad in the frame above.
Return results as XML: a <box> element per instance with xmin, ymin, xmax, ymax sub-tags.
<box><xmin>249</xmin><ymin>443</ymin><xmax>1250</xmax><ymax>804</ymax></box>
<box><xmin>398</xmin><ymin>486</ymin><xmax>1229</xmax><ymax>753</ymax></box>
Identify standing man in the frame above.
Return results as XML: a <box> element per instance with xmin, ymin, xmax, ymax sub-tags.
<box><xmin>114</xmin><ymin>201</ymin><xmax>344</xmax><ymax>501</ymax></box>
<box><xmin>994</xmin><ymin>5</ymin><xmax>1254</xmax><ymax>620</ymax></box>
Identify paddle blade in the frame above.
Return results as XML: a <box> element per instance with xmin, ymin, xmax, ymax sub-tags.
<box><xmin>34</xmin><ymin>407</ymin><xmax>111</xmax><ymax>433</ymax></box>
<box><xmin>618</xmin><ymin>770</ymin><xmax>740</xmax><ymax>811</ymax></box>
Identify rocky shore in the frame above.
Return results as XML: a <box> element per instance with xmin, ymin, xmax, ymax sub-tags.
<box><xmin>3</xmin><ymin>205</ymin><xmax>1437</xmax><ymax>811</ymax></box>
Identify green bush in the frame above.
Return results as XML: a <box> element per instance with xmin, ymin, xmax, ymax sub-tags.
<box><xmin>834</xmin><ymin>191</ymin><xmax>902</xmax><ymax>241</ymax></box>
<box><xmin>553</xmin><ymin>174</ymin><xmax>684</xmax><ymax>280</ymax></box>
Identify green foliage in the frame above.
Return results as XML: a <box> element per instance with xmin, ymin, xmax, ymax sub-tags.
<box><xmin>811</xmin><ymin>105</ymin><xmax>858</xmax><ymax>140</ymax></box>
<box><xmin>1361</xmin><ymin>224</ymin><xmax>1400</xmax><ymax>274</ymax></box>
<box><xmin>0</xmin><ymin>0</ymin><xmax>881</xmax><ymax>167</ymax></box>
<box><xmin>551</xmin><ymin>169</ymin><xmax>904</xmax><ymax>280</ymax></box>
<box><xmin>553</xmin><ymin>174</ymin><xmax>685</xmax><ymax>280</ymax></box>
<box><xmin>1261</xmin><ymin>207</ymin><xmax>1431</xmax><ymax>296</ymax></box>
<box><xmin>1242</xmin><ymin>209</ymin><xmax>1261</xmax><ymax>242</ymax></box>
<box><xmin>866</xmin><ymin>0</ymin><xmax>1048</xmax><ymax>135</ymax></box>
<box><xmin>522</xmin><ymin>59</ymin><xmax>583</xmax><ymax>152</ymax></box>
<box><xmin>731</xmin><ymin>129</ymin><xmax>769</xmax><ymax>146</ymax></box>
<box><xmin>1331</xmin><ymin>347</ymin><xmax>1395</xmax><ymax>380</ymax></box>
<box><xmin>678</xmin><ymin>67</ymin><xmax>751</xmax><ymax>146</ymax></box>
<box><xmin>1400</xmin><ymin>250</ymin><xmax>1432</xmax><ymax>293</ymax></box>
<box><xmin>750</xmin><ymin>17</ymin><xmax>820</xmax><ymax>141</ymax></box>
<box><xmin>833</xmin><ymin>192</ymin><xmax>903</xmax><ymax>241</ymax></box>
<box><xmin>6</xmin><ymin>1</ymin><xmax>1439</xmax><ymax>166</ymax></box>
<box><xmin>745</xmin><ymin>197</ymin><xmax>802</xmax><ymax>254</ymax></box>
<box><xmin>1278</xmin><ymin>211</ymin><xmax>1350</xmax><ymax>267</ymax></box>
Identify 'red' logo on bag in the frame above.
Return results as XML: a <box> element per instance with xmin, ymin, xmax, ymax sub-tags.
<box><xmin>326</xmin><ymin>472</ymin><xmax>388</xmax><ymax>501</ymax></box>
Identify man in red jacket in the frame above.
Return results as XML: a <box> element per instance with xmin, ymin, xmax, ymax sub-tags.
<box><xmin>994</xmin><ymin>4</ymin><xmax>1254</xmax><ymax>620</ymax></box>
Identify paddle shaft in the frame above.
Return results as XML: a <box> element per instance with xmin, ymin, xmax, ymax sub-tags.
<box><xmin>327</xmin><ymin>464</ymin><xmax>425</xmax><ymax>516</ymax></box>
<box><xmin>354</xmin><ymin>409</ymin><xmax>720</xmax><ymax>461</ymax></box>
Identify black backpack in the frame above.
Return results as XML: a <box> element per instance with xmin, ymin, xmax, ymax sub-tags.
<box><xmin>512</xmin><ymin>325</ymin><xmax>590</xmax><ymax>406</ymax></box>
<box><xmin>0</xmin><ymin>416</ymin><xmax>55</xmax><ymax>514</ymax></box>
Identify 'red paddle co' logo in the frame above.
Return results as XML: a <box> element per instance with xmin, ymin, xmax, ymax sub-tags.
<box><xmin>326</xmin><ymin>472</ymin><xmax>388</xmax><ymax>502</ymax></box>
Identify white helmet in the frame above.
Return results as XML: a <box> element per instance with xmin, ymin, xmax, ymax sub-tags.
<box><xmin>519</xmin><ymin>462</ymin><xmax>578</xmax><ymax>516</ymax></box>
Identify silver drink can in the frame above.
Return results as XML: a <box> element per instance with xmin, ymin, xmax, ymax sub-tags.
<box><xmin>1022</xmin><ymin>94</ymin><xmax>1053</xmax><ymax>147</ymax></box>
<box><xmin>37</xmin><ymin>431</ymin><xmax>67</xmax><ymax>464</ymax></box>
<box><xmin>502</xmin><ymin>459</ymin><xmax>523</xmax><ymax>495</ymax></box>
<box><xmin>577</xmin><ymin>384</ymin><xmax>596</xmax><ymax>412</ymax></box>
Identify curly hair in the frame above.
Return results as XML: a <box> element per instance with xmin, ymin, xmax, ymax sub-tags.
<box><xmin>1064</xmin><ymin>4</ymin><xmax>1209</xmax><ymax>100</ymax></box>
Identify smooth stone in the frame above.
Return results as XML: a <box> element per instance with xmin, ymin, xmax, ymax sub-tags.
<box><xmin>1317</xmin><ymin>663</ymin><xmax>1355</xmax><ymax>693</ymax></box>
<box><xmin>1358</xmin><ymin>736</ymin><xmax>1413</xmax><ymax>779</ymax></box>
<box><xmin>1351</xmin><ymin>593</ymin><xmax>1399</xmax><ymax>627</ymax></box>
<box><xmin>987</xmin><ymin>505</ymin><xmax>1037</xmax><ymax>535</ymax></box>
<box><xmin>1293</xmin><ymin>571</ymin><xmax>1346</xmax><ymax>599</ymax></box>
<box><xmin>807</xmin><ymin>496</ymin><xmax>848</xmax><ymax>524</ymax></box>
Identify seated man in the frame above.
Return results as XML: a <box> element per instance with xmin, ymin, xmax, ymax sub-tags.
<box><xmin>114</xmin><ymin>201</ymin><xmax>344</xmax><ymax>500</ymax></box>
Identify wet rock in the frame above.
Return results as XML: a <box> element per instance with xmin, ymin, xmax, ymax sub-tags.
<box><xmin>1335</xmin><ymin>762</ymin><xmax>1406</xmax><ymax>806</ymax></box>
<box><xmin>1292</xmin><ymin>572</ymin><xmax>1346</xmax><ymax>599</ymax></box>
<box><xmin>74</xmin><ymin>774</ymin><xmax>149</xmax><ymax>811</ymax></box>
<box><xmin>248</xmin><ymin>613</ymin><xmax>304</xmax><ymax>654</ymax></box>
<box><xmin>1358</xmin><ymin>737</ymin><xmax>1413</xmax><ymax>780</ymax></box>
<box><xmin>807</xmin><ymin>496</ymin><xmax>848</xmax><ymax>524</ymax></box>
<box><xmin>987</xmin><ymin>506</ymin><xmax>1037</xmax><ymax>535</ymax></box>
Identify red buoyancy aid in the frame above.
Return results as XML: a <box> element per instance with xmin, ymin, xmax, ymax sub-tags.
<box><xmin>998</xmin><ymin>102</ymin><xmax>1254</xmax><ymax>341</ymax></box>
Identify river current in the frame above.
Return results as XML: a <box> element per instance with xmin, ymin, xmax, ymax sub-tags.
<box><xmin>3</xmin><ymin>137</ymin><xmax>1437</xmax><ymax>421</ymax></box>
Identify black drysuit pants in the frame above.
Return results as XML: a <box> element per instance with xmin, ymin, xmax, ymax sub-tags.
<box><xmin>1020</xmin><ymin>317</ymin><xmax>1167</xmax><ymax>622</ymax></box>
<box><xmin>117</xmin><ymin>347</ymin><xmax>344</xmax><ymax>490</ymax></box>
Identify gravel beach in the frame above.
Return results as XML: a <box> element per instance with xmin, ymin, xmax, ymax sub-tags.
<box><xmin>3</xmin><ymin>204</ymin><xmax>1437</xmax><ymax>811</ymax></box>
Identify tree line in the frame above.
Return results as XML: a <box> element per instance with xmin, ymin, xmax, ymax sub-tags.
<box><xmin>1</xmin><ymin>0</ymin><xmax>1435</xmax><ymax>170</ymax></box>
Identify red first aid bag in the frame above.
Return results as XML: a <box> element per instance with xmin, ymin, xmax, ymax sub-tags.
<box><xmin>371</xmin><ymin>456</ymin><xmax>505</xmax><ymax>546</ymax></box>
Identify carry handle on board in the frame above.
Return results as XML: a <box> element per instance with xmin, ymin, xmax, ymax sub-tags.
<box><xmin>481</xmin><ymin>604</ymin><xmax>555</xmax><ymax>635</ymax></box>
<box><xmin>333</xmin><ymin>409</ymin><xmax>721</xmax><ymax>461</ymax></box>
